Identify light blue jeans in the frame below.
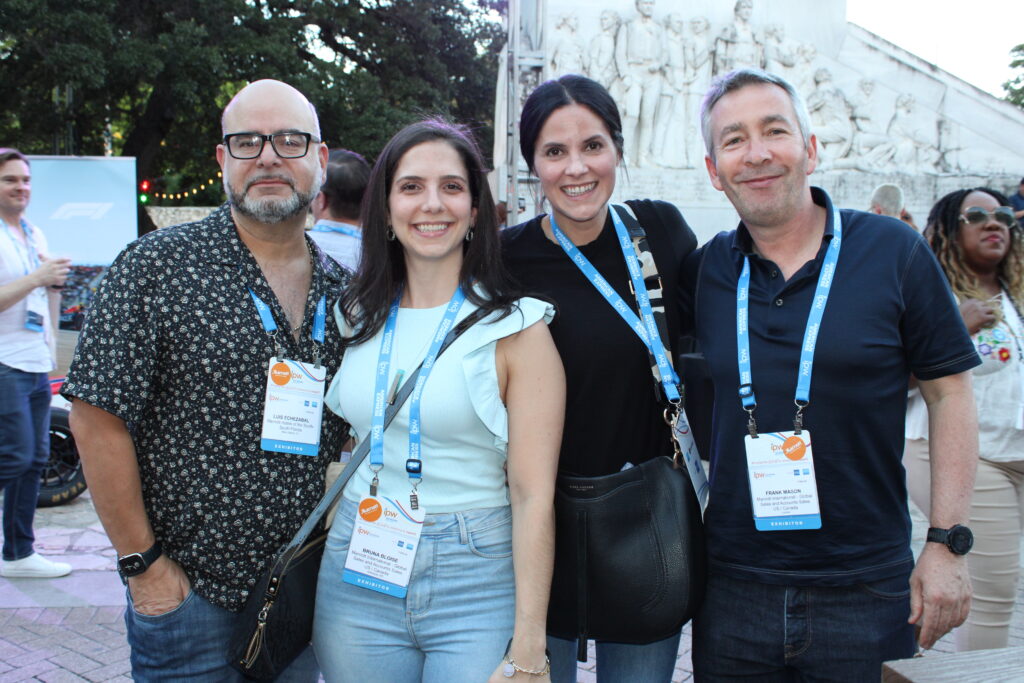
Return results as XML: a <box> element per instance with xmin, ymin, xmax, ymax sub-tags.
<box><xmin>313</xmin><ymin>498</ymin><xmax>515</xmax><ymax>683</ymax></box>
<box><xmin>125</xmin><ymin>588</ymin><xmax>319</xmax><ymax>682</ymax></box>
<box><xmin>548</xmin><ymin>632</ymin><xmax>683</xmax><ymax>683</ymax></box>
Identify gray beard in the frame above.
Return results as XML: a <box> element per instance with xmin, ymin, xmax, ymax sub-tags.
<box><xmin>225</xmin><ymin>169</ymin><xmax>320</xmax><ymax>224</ymax></box>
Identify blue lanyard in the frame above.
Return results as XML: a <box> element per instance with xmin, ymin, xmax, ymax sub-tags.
<box><xmin>369</xmin><ymin>286</ymin><xmax>467</xmax><ymax>508</ymax></box>
<box><xmin>736</xmin><ymin>205</ymin><xmax>842</xmax><ymax>436</ymax></box>
<box><xmin>312</xmin><ymin>220</ymin><xmax>362</xmax><ymax>240</ymax></box>
<box><xmin>1</xmin><ymin>219</ymin><xmax>40</xmax><ymax>276</ymax></box>
<box><xmin>247</xmin><ymin>288</ymin><xmax>326</xmax><ymax>362</ymax></box>
<box><xmin>549</xmin><ymin>208</ymin><xmax>681</xmax><ymax>403</ymax></box>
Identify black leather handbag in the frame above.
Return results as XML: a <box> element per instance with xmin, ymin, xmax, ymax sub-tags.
<box><xmin>548</xmin><ymin>456</ymin><xmax>706</xmax><ymax>660</ymax></box>
<box><xmin>228</xmin><ymin>309</ymin><xmax>486</xmax><ymax>680</ymax></box>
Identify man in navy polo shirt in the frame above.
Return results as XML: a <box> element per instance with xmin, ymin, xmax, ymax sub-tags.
<box><xmin>686</xmin><ymin>68</ymin><xmax>981</xmax><ymax>680</ymax></box>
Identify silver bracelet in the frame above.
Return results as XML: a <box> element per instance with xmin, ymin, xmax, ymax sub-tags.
<box><xmin>502</xmin><ymin>639</ymin><xmax>551</xmax><ymax>677</ymax></box>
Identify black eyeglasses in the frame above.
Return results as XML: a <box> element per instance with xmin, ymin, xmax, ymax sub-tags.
<box><xmin>959</xmin><ymin>206</ymin><xmax>1016</xmax><ymax>229</ymax></box>
<box><xmin>223</xmin><ymin>132</ymin><xmax>316</xmax><ymax>159</ymax></box>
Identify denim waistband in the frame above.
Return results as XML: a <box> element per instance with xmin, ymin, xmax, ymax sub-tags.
<box><xmin>335</xmin><ymin>497</ymin><xmax>511</xmax><ymax>540</ymax></box>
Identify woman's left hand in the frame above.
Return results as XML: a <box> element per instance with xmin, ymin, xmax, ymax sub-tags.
<box><xmin>487</xmin><ymin>662</ymin><xmax>552</xmax><ymax>683</ymax></box>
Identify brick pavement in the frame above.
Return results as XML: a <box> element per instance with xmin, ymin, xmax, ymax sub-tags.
<box><xmin>1</xmin><ymin>492</ymin><xmax>1022</xmax><ymax>681</ymax></box>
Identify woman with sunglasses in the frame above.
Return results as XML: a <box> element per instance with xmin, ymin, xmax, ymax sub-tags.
<box><xmin>905</xmin><ymin>187</ymin><xmax>1024</xmax><ymax>651</ymax></box>
<box><xmin>313</xmin><ymin>119</ymin><xmax>564</xmax><ymax>681</ymax></box>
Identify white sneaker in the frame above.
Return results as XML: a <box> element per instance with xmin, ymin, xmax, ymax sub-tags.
<box><xmin>1</xmin><ymin>553</ymin><xmax>72</xmax><ymax>578</ymax></box>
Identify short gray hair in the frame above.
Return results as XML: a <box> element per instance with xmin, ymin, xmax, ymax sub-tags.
<box><xmin>870</xmin><ymin>183</ymin><xmax>905</xmax><ymax>217</ymax></box>
<box><xmin>700</xmin><ymin>68</ymin><xmax>812</xmax><ymax>163</ymax></box>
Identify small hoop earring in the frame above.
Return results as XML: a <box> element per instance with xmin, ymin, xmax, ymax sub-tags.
<box><xmin>465</xmin><ymin>227</ymin><xmax>474</xmax><ymax>242</ymax></box>
<box><xmin>386</xmin><ymin>226</ymin><xmax>396</xmax><ymax>241</ymax></box>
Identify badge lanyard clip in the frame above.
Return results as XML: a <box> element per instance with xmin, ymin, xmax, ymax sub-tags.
<box><xmin>745</xmin><ymin>406</ymin><xmax>759</xmax><ymax>438</ymax></box>
<box><xmin>663</xmin><ymin>402</ymin><xmax>685</xmax><ymax>468</ymax></box>
<box><xmin>794</xmin><ymin>400</ymin><xmax>808</xmax><ymax>435</ymax></box>
<box><xmin>406</xmin><ymin>458</ymin><xmax>423</xmax><ymax>510</ymax></box>
<box><xmin>369</xmin><ymin>465</ymin><xmax>381</xmax><ymax>497</ymax></box>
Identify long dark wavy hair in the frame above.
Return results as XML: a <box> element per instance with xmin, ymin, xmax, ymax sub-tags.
<box><xmin>340</xmin><ymin>118</ymin><xmax>519</xmax><ymax>345</ymax></box>
<box><xmin>925</xmin><ymin>187</ymin><xmax>1024</xmax><ymax>324</ymax></box>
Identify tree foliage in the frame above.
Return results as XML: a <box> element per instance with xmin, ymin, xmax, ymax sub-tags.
<box><xmin>0</xmin><ymin>0</ymin><xmax>504</xmax><ymax>215</ymax></box>
<box><xmin>1006</xmin><ymin>43</ymin><xmax>1024</xmax><ymax>110</ymax></box>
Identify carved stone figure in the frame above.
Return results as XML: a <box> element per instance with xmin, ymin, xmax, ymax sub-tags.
<box><xmin>713</xmin><ymin>0</ymin><xmax>764</xmax><ymax>75</ymax></box>
<box><xmin>847</xmin><ymin>79</ymin><xmax>889</xmax><ymax>158</ymax></box>
<box><xmin>865</xmin><ymin>94</ymin><xmax>938</xmax><ymax>172</ymax></box>
<box><xmin>685</xmin><ymin>17</ymin><xmax>713</xmax><ymax>125</ymax></box>
<box><xmin>615</xmin><ymin>0</ymin><xmax>666</xmax><ymax>166</ymax></box>
<box><xmin>589</xmin><ymin>10</ymin><xmax>621</xmax><ymax>96</ymax></box>
<box><xmin>806</xmin><ymin>68</ymin><xmax>854</xmax><ymax>165</ymax></box>
<box><xmin>655</xmin><ymin>13</ymin><xmax>689</xmax><ymax>168</ymax></box>
<box><xmin>550</xmin><ymin>13</ymin><xmax>587</xmax><ymax>76</ymax></box>
<box><xmin>793</xmin><ymin>42</ymin><xmax>818</xmax><ymax>96</ymax></box>
<box><xmin>764</xmin><ymin>24</ymin><xmax>796</xmax><ymax>74</ymax></box>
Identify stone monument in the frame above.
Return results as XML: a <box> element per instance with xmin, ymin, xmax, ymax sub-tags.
<box><xmin>497</xmin><ymin>0</ymin><xmax>1024</xmax><ymax>240</ymax></box>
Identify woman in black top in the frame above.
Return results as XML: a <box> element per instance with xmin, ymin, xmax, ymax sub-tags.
<box><xmin>502</xmin><ymin>74</ymin><xmax>698</xmax><ymax>682</ymax></box>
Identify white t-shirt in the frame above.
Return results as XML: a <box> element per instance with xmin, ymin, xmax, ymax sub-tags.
<box><xmin>0</xmin><ymin>219</ymin><xmax>55</xmax><ymax>373</ymax></box>
<box><xmin>906</xmin><ymin>291</ymin><xmax>1024</xmax><ymax>463</ymax></box>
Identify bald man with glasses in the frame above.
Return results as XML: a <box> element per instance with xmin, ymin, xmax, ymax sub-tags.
<box><xmin>64</xmin><ymin>80</ymin><xmax>350</xmax><ymax>680</ymax></box>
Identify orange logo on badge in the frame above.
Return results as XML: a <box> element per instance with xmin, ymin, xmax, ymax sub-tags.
<box><xmin>359</xmin><ymin>498</ymin><xmax>382</xmax><ymax>522</ymax></box>
<box><xmin>270</xmin><ymin>362</ymin><xmax>292</xmax><ymax>386</ymax></box>
<box><xmin>782</xmin><ymin>436</ymin><xmax>806</xmax><ymax>461</ymax></box>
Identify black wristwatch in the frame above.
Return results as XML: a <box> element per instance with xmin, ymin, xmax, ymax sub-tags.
<box><xmin>926</xmin><ymin>525</ymin><xmax>973</xmax><ymax>555</ymax></box>
<box><xmin>117</xmin><ymin>541</ymin><xmax>163</xmax><ymax>582</ymax></box>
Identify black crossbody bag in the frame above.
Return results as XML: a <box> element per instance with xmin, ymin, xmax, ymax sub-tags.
<box><xmin>228</xmin><ymin>307</ymin><xmax>487</xmax><ymax>680</ymax></box>
<box><xmin>547</xmin><ymin>205</ymin><xmax>707</xmax><ymax>661</ymax></box>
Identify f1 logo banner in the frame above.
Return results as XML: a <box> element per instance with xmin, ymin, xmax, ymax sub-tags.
<box><xmin>26</xmin><ymin>156</ymin><xmax>137</xmax><ymax>265</ymax></box>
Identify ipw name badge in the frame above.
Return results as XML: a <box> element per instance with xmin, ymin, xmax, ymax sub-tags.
<box><xmin>744</xmin><ymin>431</ymin><xmax>822</xmax><ymax>531</ymax></box>
<box><xmin>343</xmin><ymin>497</ymin><xmax>425</xmax><ymax>598</ymax></box>
<box><xmin>260</xmin><ymin>359</ymin><xmax>325</xmax><ymax>456</ymax></box>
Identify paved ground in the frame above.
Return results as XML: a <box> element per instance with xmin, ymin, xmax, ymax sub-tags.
<box><xmin>0</xmin><ymin>490</ymin><xmax>1022</xmax><ymax>682</ymax></box>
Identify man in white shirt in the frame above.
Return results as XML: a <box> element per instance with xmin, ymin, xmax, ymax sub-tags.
<box><xmin>309</xmin><ymin>149</ymin><xmax>369</xmax><ymax>272</ymax></box>
<box><xmin>0</xmin><ymin>147</ymin><xmax>72</xmax><ymax>578</ymax></box>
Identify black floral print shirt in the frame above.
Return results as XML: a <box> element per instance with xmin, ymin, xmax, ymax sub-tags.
<box><xmin>63</xmin><ymin>204</ymin><xmax>350</xmax><ymax>611</ymax></box>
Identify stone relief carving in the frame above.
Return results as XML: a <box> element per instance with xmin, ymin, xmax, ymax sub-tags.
<box><xmin>764</xmin><ymin>24</ymin><xmax>796</xmax><ymax>74</ymax></box>
<box><xmin>686</xmin><ymin>16</ymin><xmax>714</xmax><ymax>100</ymax></box>
<box><xmin>550</xmin><ymin>14</ymin><xmax>587</xmax><ymax>77</ymax></box>
<box><xmin>806</xmin><ymin>68</ymin><xmax>853</xmax><ymax>166</ymax></box>
<box><xmin>589</xmin><ymin>10</ymin><xmax>621</xmax><ymax>97</ymax></box>
<box><xmin>873</xmin><ymin>94</ymin><xmax>940</xmax><ymax>172</ymax></box>
<box><xmin>540</xmin><ymin>0</ymin><xmax>968</xmax><ymax>174</ymax></box>
<box><xmin>654</xmin><ymin>13</ymin><xmax>689</xmax><ymax>168</ymax></box>
<box><xmin>615</xmin><ymin>0</ymin><xmax>666</xmax><ymax>166</ymax></box>
<box><xmin>713</xmin><ymin>0</ymin><xmax>763</xmax><ymax>74</ymax></box>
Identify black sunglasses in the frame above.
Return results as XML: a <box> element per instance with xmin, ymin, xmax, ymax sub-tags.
<box><xmin>959</xmin><ymin>206</ymin><xmax>1016</xmax><ymax>229</ymax></box>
